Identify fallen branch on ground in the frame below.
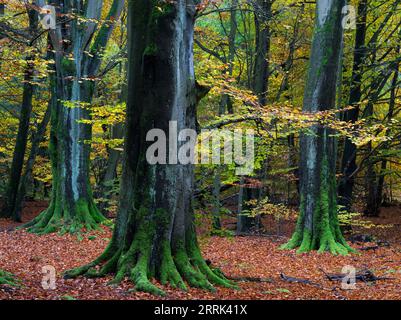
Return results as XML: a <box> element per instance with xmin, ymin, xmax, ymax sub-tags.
<box><xmin>320</xmin><ymin>269</ymin><xmax>395</xmax><ymax>283</ymax></box>
<box><xmin>280</xmin><ymin>273</ymin><xmax>322</xmax><ymax>288</ymax></box>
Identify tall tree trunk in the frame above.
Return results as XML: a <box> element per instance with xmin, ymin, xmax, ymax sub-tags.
<box><xmin>97</xmin><ymin>122</ymin><xmax>124</xmax><ymax>215</ymax></box>
<box><xmin>338</xmin><ymin>0</ymin><xmax>368</xmax><ymax>212</ymax></box>
<box><xmin>98</xmin><ymin>61</ymin><xmax>127</xmax><ymax>216</ymax></box>
<box><xmin>237</xmin><ymin>0</ymin><xmax>271</xmax><ymax>234</ymax></box>
<box><xmin>213</xmin><ymin>0</ymin><xmax>240</xmax><ymax>231</ymax></box>
<box><xmin>25</xmin><ymin>0</ymin><xmax>124</xmax><ymax>233</ymax></box>
<box><xmin>219</xmin><ymin>0</ymin><xmax>238</xmax><ymax>115</ymax></box>
<box><xmin>287</xmin><ymin>133</ymin><xmax>299</xmax><ymax>204</ymax></box>
<box><xmin>212</xmin><ymin>166</ymin><xmax>222</xmax><ymax>231</ymax></box>
<box><xmin>237</xmin><ymin>177</ymin><xmax>259</xmax><ymax>234</ymax></box>
<box><xmin>282</xmin><ymin>0</ymin><xmax>353</xmax><ymax>255</ymax></box>
<box><xmin>66</xmin><ymin>0</ymin><xmax>234</xmax><ymax>295</ymax></box>
<box><xmin>12</xmin><ymin>79</ymin><xmax>53</xmax><ymax>222</ymax></box>
<box><xmin>212</xmin><ymin>0</ymin><xmax>240</xmax><ymax>230</ymax></box>
<box><xmin>1</xmin><ymin>60</ymin><xmax>35</xmax><ymax>220</ymax></box>
<box><xmin>1</xmin><ymin>5</ymin><xmax>38</xmax><ymax>220</ymax></box>
<box><xmin>365</xmin><ymin>56</ymin><xmax>400</xmax><ymax>216</ymax></box>
<box><xmin>252</xmin><ymin>0</ymin><xmax>271</xmax><ymax>105</ymax></box>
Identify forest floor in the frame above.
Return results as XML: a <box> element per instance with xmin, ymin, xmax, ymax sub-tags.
<box><xmin>0</xmin><ymin>201</ymin><xmax>400</xmax><ymax>300</ymax></box>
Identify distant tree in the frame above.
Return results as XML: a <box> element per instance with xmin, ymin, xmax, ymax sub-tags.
<box><xmin>237</xmin><ymin>0</ymin><xmax>272</xmax><ymax>235</ymax></box>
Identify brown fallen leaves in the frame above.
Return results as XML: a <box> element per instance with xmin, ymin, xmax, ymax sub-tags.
<box><xmin>0</xmin><ymin>203</ymin><xmax>400</xmax><ymax>300</ymax></box>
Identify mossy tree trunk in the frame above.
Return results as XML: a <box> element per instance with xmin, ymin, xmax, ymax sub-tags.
<box><xmin>282</xmin><ymin>0</ymin><xmax>354</xmax><ymax>255</ymax></box>
<box><xmin>25</xmin><ymin>0</ymin><xmax>124</xmax><ymax>233</ymax></box>
<box><xmin>65</xmin><ymin>0</ymin><xmax>235</xmax><ymax>295</ymax></box>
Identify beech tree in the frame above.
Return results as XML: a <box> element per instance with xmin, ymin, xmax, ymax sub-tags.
<box><xmin>24</xmin><ymin>0</ymin><xmax>124</xmax><ymax>233</ymax></box>
<box><xmin>281</xmin><ymin>0</ymin><xmax>354</xmax><ymax>254</ymax></box>
<box><xmin>65</xmin><ymin>0</ymin><xmax>235</xmax><ymax>295</ymax></box>
<box><xmin>1</xmin><ymin>3</ymin><xmax>38</xmax><ymax>221</ymax></box>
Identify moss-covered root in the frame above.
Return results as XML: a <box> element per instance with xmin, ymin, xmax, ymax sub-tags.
<box><xmin>22</xmin><ymin>198</ymin><xmax>105</xmax><ymax>235</ymax></box>
<box><xmin>280</xmin><ymin>229</ymin><xmax>355</xmax><ymax>255</ymax></box>
<box><xmin>64</xmin><ymin>239</ymin><xmax>237</xmax><ymax>296</ymax></box>
<box><xmin>0</xmin><ymin>270</ymin><xmax>19</xmax><ymax>287</ymax></box>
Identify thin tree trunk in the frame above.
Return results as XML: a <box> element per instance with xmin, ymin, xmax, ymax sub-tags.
<box><xmin>366</xmin><ymin>55</ymin><xmax>399</xmax><ymax>216</ymax></box>
<box><xmin>12</xmin><ymin>80</ymin><xmax>53</xmax><ymax>222</ymax></box>
<box><xmin>219</xmin><ymin>0</ymin><xmax>238</xmax><ymax>115</ymax></box>
<box><xmin>1</xmin><ymin>59</ymin><xmax>35</xmax><ymax>220</ymax></box>
<box><xmin>213</xmin><ymin>0</ymin><xmax>240</xmax><ymax>230</ymax></box>
<box><xmin>237</xmin><ymin>0</ymin><xmax>271</xmax><ymax>234</ymax></box>
<box><xmin>212</xmin><ymin>167</ymin><xmax>222</xmax><ymax>231</ymax></box>
<box><xmin>98</xmin><ymin>122</ymin><xmax>124</xmax><ymax>215</ymax></box>
<box><xmin>338</xmin><ymin>0</ymin><xmax>368</xmax><ymax>212</ymax></box>
<box><xmin>1</xmin><ymin>5</ymin><xmax>38</xmax><ymax>220</ymax></box>
<box><xmin>98</xmin><ymin>59</ymin><xmax>127</xmax><ymax>215</ymax></box>
<box><xmin>252</xmin><ymin>0</ymin><xmax>271</xmax><ymax>105</ymax></box>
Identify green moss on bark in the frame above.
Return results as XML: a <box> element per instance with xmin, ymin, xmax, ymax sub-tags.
<box><xmin>22</xmin><ymin>197</ymin><xmax>105</xmax><ymax>234</ymax></box>
<box><xmin>65</xmin><ymin>205</ymin><xmax>237</xmax><ymax>296</ymax></box>
<box><xmin>281</xmin><ymin>133</ymin><xmax>355</xmax><ymax>255</ymax></box>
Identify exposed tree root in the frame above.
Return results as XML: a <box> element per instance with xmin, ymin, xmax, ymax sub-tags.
<box><xmin>321</xmin><ymin>268</ymin><xmax>395</xmax><ymax>283</ymax></box>
<box><xmin>281</xmin><ymin>228</ymin><xmax>356</xmax><ymax>255</ymax></box>
<box><xmin>21</xmin><ymin>198</ymin><xmax>105</xmax><ymax>234</ymax></box>
<box><xmin>65</xmin><ymin>236</ymin><xmax>238</xmax><ymax>296</ymax></box>
<box><xmin>281</xmin><ymin>149</ymin><xmax>357</xmax><ymax>256</ymax></box>
<box><xmin>280</xmin><ymin>273</ymin><xmax>322</xmax><ymax>288</ymax></box>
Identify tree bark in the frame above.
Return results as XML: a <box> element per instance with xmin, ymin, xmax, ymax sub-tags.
<box><xmin>219</xmin><ymin>0</ymin><xmax>238</xmax><ymax>115</ymax></box>
<box><xmin>97</xmin><ymin>60</ymin><xmax>127</xmax><ymax>216</ymax></box>
<box><xmin>338</xmin><ymin>0</ymin><xmax>368</xmax><ymax>212</ymax></box>
<box><xmin>65</xmin><ymin>0</ymin><xmax>235</xmax><ymax>295</ymax></box>
<box><xmin>1</xmin><ymin>59</ymin><xmax>35</xmax><ymax>220</ymax></box>
<box><xmin>282</xmin><ymin>0</ymin><xmax>353</xmax><ymax>255</ymax></box>
<box><xmin>12</xmin><ymin>78</ymin><xmax>53</xmax><ymax>222</ymax></box>
<box><xmin>1</xmin><ymin>5</ymin><xmax>38</xmax><ymax>221</ymax></box>
<box><xmin>237</xmin><ymin>0</ymin><xmax>271</xmax><ymax>234</ymax></box>
<box><xmin>97</xmin><ymin>123</ymin><xmax>124</xmax><ymax>215</ymax></box>
<box><xmin>365</xmin><ymin>56</ymin><xmax>400</xmax><ymax>216</ymax></box>
<box><xmin>25</xmin><ymin>0</ymin><xmax>124</xmax><ymax>233</ymax></box>
<box><xmin>252</xmin><ymin>0</ymin><xmax>271</xmax><ymax>106</ymax></box>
